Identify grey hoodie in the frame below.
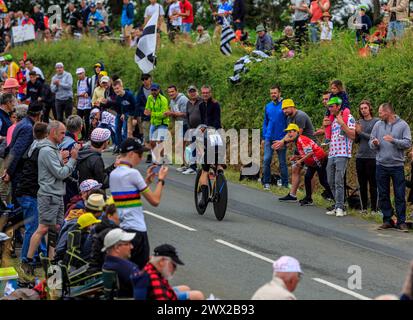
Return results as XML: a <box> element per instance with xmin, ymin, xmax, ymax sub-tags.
<box><xmin>37</xmin><ymin>139</ymin><xmax>77</xmax><ymax>197</ymax></box>
<box><xmin>51</xmin><ymin>71</ymin><xmax>73</xmax><ymax>101</ymax></box>
<box><xmin>369</xmin><ymin>116</ymin><xmax>412</xmax><ymax>167</ymax></box>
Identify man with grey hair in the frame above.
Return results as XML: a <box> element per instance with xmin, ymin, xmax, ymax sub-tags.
<box><xmin>102</xmin><ymin>228</ymin><xmax>139</xmax><ymax>298</ymax></box>
<box><xmin>251</xmin><ymin>256</ymin><xmax>302</xmax><ymax>300</ymax></box>
<box><xmin>20</xmin><ymin>121</ymin><xmax>80</xmax><ymax>276</ymax></box>
<box><xmin>51</xmin><ymin>62</ymin><xmax>73</xmax><ymax>123</ymax></box>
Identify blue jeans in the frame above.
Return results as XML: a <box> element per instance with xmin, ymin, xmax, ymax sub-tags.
<box><xmin>17</xmin><ymin>196</ymin><xmax>47</xmax><ymax>262</ymax></box>
<box><xmin>376</xmin><ymin>165</ymin><xmax>406</xmax><ymax>225</ymax></box>
<box><xmin>115</xmin><ymin>114</ymin><xmax>128</xmax><ymax>147</ymax></box>
<box><xmin>308</xmin><ymin>23</ymin><xmax>319</xmax><ymax>43</ymax></box>
<box><xmin>263</xmin><ymin>140</ymin><xmax>288</xmax><ymax>186</ymax></box>
<box><xmin>182</xmin><ymin>23</ymin><xmax>192</xmax><ymax>33</ymax></box>
<box><xmin>115</xmin><ymin>114</ymin><xmax>122</xmax><ymax>147</ymax></box>
<box><xmin>387</xmin><ymin>21</ymin><xmax>405</xmax><ymax>41</ymax></box>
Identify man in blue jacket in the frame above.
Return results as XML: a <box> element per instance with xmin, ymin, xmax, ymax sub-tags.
<box><xmin>261</xmin><ymin>85</ymin><xmax>287</xmax><ymax>190</ymax></box>
<box><xmin>4</xmin><ymin>101</ymin><xmax>44</xmax><ymax>206</ymax></box>
<box><xmin>113</xmin><ymin>79</ymin><xmax>137</xmax><ymax>147</ymax></box>
<box><xmin>122</xmin><ymin>0</ymin><xmax>135</xmax><ymax>47</ymax></box>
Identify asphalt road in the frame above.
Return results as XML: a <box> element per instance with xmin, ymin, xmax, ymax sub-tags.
<box><xmin>103</xmin><ymin>153</ymin><xmax>413</xmax><ymax>300</ymax></box>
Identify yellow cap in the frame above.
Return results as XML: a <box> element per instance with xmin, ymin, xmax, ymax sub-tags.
<box><xmin>282</xmin><ymin>99</ymin><xmax>295</xmax><ymax>109</ymax></box>
<box><xmin>99</xmin><ymin>71</ymin><xmax>108</xmax><ymax>77</ymax></box>
<box><xmin>284</xmin><ymin>123</ymin><xmax>300</xmax><ymax>132</ymax></box>
<box><xmin>77</xmin><ymin>213</ymin><xmax>101</xmax><ymax>229</ymax></box>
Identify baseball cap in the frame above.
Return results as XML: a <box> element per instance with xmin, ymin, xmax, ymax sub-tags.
<box><xmin>27</xmin><ymin>101</ymin><xmax>44</xmax><ymax>114</ymax></box>
<box><xmin>327</xmin><ymin>97</ymin><xmax>342</xmax><ymax>106</ymax></box>
<box><xmin>120</xmin><ymin>138</ymin><xmax>150</xmax><ymax>154</ymax></box>
<box><xmin>273</xmin><ymin>256</ymin><xmax>303</xmax><ymax>274</ymax></box>
<box><xmin>96</xmin><ymin>0</ymin><xmax>103</xmax><ymax>3</ymax></box>
<box><xmin>55</xmin><ymin>62</ymin><xmax>64</xmax><ymax>68</ymax></box>
<box><xmin>99</xmin><ymin>71</ymin><xmax>108</xmax><ymax>77</ymax></box>
<box><xmin>0</xmin><ymin>56</ymin><xmax>5</xmax><ymax>62</ymax></box>
<box><xmin>154</xmin><ymin>244</ymin><xmax>184</xmax><ymax>265</ymax></box>
<box><xmin>100</xmin><ymin>76</ymin><xmax>110</xmax><ymax>83</ymax></box>
<box><xmin>102</xmin><ymin>228</ymin><xmax>135</xmax><ymax>252</ymax></box>
<box><xmin>150</xmin><ymin>83</ymin><xmax>161</xmax><ymax>90</ymax></box>
<box><xmin>94</xmin><ymin>63</ymin><xmax>102</xmax><ymax>68</ymax></box>
<box><xmin>282</xmin><ymin>99</ymin><xmax>295</xmax><ymax>109</ymax></box>
<box><xmin>284</xmin><ymin>123</ymin><xmax>300</xmax><ymax>132</ymax></box>
<box><xmin>90</xmin><ymin>3</ymin><xmax>96</xmax><ymax>8</ymax></box>
<box><xmin>0</xmin><ymin>232</ymin><xmax>10</xmax><ymax>242</ymax></box>
<box><xmin>76</xmin><ymin>67</ymin><xmax>85</xmax><ymax>74</ymax></box>
<box><xmin>91</xmin><ymin>128</ymin><xmax>111</xmax><ymax>143</ymax></box>
<box><xmin>4</xmin><ymin>54</ymin><xmax>13</xmax><ymax>61</ymax></box>
<box><xmin>187</xmin><ymin>85</ymin><xmax>197</xmax><ymax>92</ymax></box>
<box><xmin>359</xmin><ymin>5</ymin><xmax>368</xmax><ymax>11</ymax></box>
<box><xmin>77</xmin><ymin>213</ymin><xmax>101</xmax><ymax>230</ymax></box>
<box><xmin>85</xmin><ymin>193</ymin><xmax>106</xmax><ymax>212</ymax></box>
<box><xmin>79</xmin><ymin>179</ymin><xmax>102</xmax><ymax>193</ymax></box>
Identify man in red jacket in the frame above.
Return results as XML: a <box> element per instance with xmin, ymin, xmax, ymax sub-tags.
<box><xmin>284</xmin><ymin>123</ymin><xmax>333</xmax><ymax>206</ymax></box>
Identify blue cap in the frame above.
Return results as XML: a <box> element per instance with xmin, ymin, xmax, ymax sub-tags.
<box><xmin>150</xmin><ymin>83</ymin><xmax>160</xmax><ymax>90</ymax></box>
<box><xmin>90</xmin><ymin>2</ymin><xmax>96</xmax><ymax>8</ymax></box>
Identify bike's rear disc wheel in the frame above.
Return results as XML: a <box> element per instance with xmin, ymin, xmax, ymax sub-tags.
<box><xmin>213</xmin><ymin>173</ymin><xmax>228</xmax><ymax>221</ymax></box>
<box><xmin>194</xmin><ymin>170</ymin><xmax>207</xmax><ymax>215</ymax></box>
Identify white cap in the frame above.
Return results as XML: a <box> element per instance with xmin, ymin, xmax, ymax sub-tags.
<box><xmin>0</xmin><ymin>56</ymin><xmax>5</xmax><ymax>62</ymax></box>
<box><xmin>96</xmin><ymin>0</ymin><xmax>104</xmax><ymax>3</ymax></box>
<box><xmin>100</xmin><ymin>76</ymin><xmax>110</xmax><ymax>83</ymax></box>
<box><xmin>102</xmin><ymin>229</ymin><xmax>135</xmax><ymax>252</ymax></box>
<box><xmin>55</xmin><ymin>62</ymin><xmax>64</xmax><ymax>68</ymax></box>
<box><xmin>273</xmin><ymin>256</ymin><xmax>303</xmax><ymax>274</ymax></box>
<box><xmin>76</xmin><ymin>67</ymin><xmax>85</xmax><ymax>74</ymax></box>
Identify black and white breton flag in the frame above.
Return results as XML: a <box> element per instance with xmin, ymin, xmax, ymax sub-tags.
<box><xmin>135</xmin><ymin>10</ymin><xmax>159</xmax><ymax>74</ymax></box>
<box><xmin>220</xmin><ymin>24</ymin><xmax>236</xmax><ymax>56</ymax></box>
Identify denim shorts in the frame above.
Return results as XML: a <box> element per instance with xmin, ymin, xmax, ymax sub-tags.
<box><xmin>182</xmin><ymin>23</ymin><xmax>192</xmax><ymax>33</ymax></box>
<box><xmin>174</xmin><ymin>287</ymin><xmax>190</xmax><ymax>300</ymax></box>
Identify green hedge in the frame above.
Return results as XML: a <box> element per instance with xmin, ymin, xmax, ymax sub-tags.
<box><xmin>10</xmin><ymin>31</ymin><xmax>413</xmax><ymax>131</ymax></box>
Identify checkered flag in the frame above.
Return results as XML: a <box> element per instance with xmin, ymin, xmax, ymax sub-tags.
<box><xmin>135</xmin><ymin>10</ymin><xmax>159</xmax><ymax>73</ymax></box>
<box><xmin>220</xmin><ymin>23</ymin><xmax>236</xmax><ymax>56</ymax></box>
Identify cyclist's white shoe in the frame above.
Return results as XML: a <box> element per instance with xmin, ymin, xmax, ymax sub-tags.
<box><xmin>183</xmin><ymin>168</ymin><xmax>196</xmax><ymax>175</ymax></box>
<box><xmin>326</xmin><ymin>208</ymin><xmax>336</xmax><ymax>216</ymax></box>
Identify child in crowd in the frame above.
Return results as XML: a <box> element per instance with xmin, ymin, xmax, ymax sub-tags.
<box><xmin>324</xmin><ymin>80</ymin><xmax>350</xmax><ymax>144</ymax></box>
<box><xmin>320</xmin><ymin>12</ymin><xmax>333</xmax><ymax>42</ymax></box>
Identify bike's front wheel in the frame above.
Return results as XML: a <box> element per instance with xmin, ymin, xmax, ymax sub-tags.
<box><xmin>194</xmin><ymin>170</ymin><xmax>207</xmax><ymax>215</ymax></box>
<box><xmin>213</xmin><ymin>173</ymin><xmax>228</xmax><ymax>221</ymax></box>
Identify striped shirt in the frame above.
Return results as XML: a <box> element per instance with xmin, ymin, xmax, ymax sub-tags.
<box><xmin>109</xmin><ymin>163</ymin><xmax>149</xmax><ymax>232</ymax></box>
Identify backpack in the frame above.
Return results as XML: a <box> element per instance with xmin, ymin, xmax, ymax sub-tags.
<box><xmin>77</xmin><ymin>77</ymin><xmax>92</xmax><ymax>97</ymax></box>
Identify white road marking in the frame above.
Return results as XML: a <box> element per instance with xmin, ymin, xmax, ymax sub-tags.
<box><xmin>216</xmin><ymin>239</ymin><xmax>372</xmax><ymax>300</ymax></box>
<box><xmin>312</xmin><ymin>278</ymin><xmax>371</xmax><ymax>300</ymax></box>
<box><xmin>144</xmin><ymin>210</ymin><xmax>197</xmax><ymax>232</ymax></box>
<box><xmin>215</xmin><ymin>239</ymin><xmax>275</xmax><ymax>263</ymax></box>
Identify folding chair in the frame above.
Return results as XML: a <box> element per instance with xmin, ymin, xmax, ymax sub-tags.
<box><xmin>102</xmin><ymin>269</ymin><xmax>119</xmax><ymax>300</ymax></box>
<box><xmin>64</xmin><ymin>230</ymin><xmax>88</xmax><ymax>271</ymax></box>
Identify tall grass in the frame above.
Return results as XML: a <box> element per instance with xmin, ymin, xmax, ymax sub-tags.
<box><xmin>10</xmin><ymin>31</ymin><xmax>413</xmax><ymax>130</ymax></box>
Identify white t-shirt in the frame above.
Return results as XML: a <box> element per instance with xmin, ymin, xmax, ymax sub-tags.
<box><xmin>168</xmin><ymin>2</ymin><xmax>182</xmax><ymax>26</ymax></box>
<box><xmin>320</xmin><ymin>21</ymin><xmax>333</xmax><ymax>40</ymax></box>
<box><xmin>329</xmin><ymin>115</ymin><xmax>356</xmax><ymax>158</ymax></box>
<box><xmin>144</xmin><ymin>3</ymin><xmax>165</xmax><ymax>18</ymax></box>
<box><xmin>110</xmin><ymin>165</ymin><xmax>149</xmax><ymax>232</ymax></box>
